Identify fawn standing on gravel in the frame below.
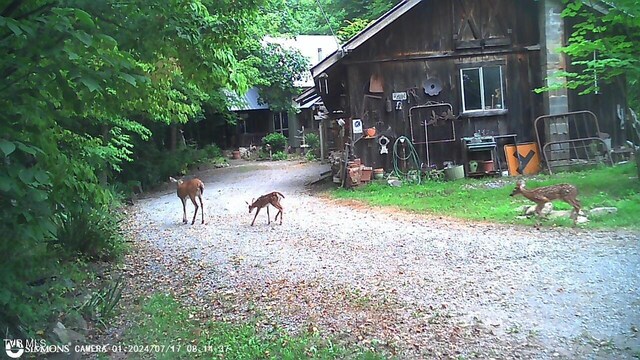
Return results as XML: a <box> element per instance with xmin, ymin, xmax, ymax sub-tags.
<box><xmin>246</xmin><ymin>192</ymin><xmax>285</xmax><ymax>226</ymax></box>
<box><xmin>510</xmin><ymin>179</ymin><xmax>581</xmax><ymax>224</ymax></box>
<box><xmin>169</xmin><ymin>177</ymin><xmax>205</xmax><ymax>225</ymax></box>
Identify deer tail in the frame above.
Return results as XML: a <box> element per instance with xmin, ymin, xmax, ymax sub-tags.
<box><xmin>199</xmin><ymin>182</ymin><xmax>204</xmax><ymax>195</ymax></box>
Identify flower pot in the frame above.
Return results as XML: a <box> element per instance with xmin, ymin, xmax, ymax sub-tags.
<box><xmin>361</xmin><ymin>167</ymin><xmax>372</xmax><ymax>182</ymax></box>
<box><xmin>469</xmin><ymin>160</ymin><xmax>478</xmax><ymax>173</ymax></box>
<box><xmin>373</xmin><ymin>168</ymin><xmax>384</xmax><ymax>179</ymax></box>
<box><xmin>232</xmin><ymin>150</ymin><xmax>241</xmax><ymax>160</ymax></box>
<box><xmin>480</xmin><ymin>160</ymin><xmax>494</xmax><ymax>172</ymax></box>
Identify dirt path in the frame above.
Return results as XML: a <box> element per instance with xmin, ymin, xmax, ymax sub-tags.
<box><xmin>119</xmin><ymin>160</ymin><xmax>640</xmax><ymax>359</ymax></box>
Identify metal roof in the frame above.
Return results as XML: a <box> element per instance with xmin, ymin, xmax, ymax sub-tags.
<box><xmin>227</xmin><ymin>87</ymin><xmax>269</xmax><ymax>111</ymax></box>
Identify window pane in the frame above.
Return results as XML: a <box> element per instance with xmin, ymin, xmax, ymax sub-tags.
<box><xmin>483</xmin><ymin>66</ymin><xmax>503</xmax><ymax>109</ymax></box>
<box><xmin>462</xmin><ymin>69</ymin><xmax>482</xmax><ymax>111</ymax></box>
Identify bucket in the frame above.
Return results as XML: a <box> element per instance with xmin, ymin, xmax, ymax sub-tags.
<box><xmin>373</xmin><ymin>168</ymin><xmax>384</xmax><ymax>179</ymax></box>
<box><xmin>444</xmin><ymin>165</ymin><xmax>465</xmax><ymax>181</ymax></box>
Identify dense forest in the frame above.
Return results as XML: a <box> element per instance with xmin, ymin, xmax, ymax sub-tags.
<box><xmin>0</xmin><ymin>0</ymin><xmax>399</xmax><ymax>339</ymax></box>
<box><xmin>1</xmin><ymin>0</ymin><xmax>638</xmax><ymax>342</ymax></box>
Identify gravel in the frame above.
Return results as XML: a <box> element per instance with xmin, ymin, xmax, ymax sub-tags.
<box><xmin>117</xmin><ymin>160</ymin><xmax>640</xmax><ymax>359</ymax></box>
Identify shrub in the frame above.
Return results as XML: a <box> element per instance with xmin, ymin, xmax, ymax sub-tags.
<box><xmin>54</xmin><ymin>206</ymin><xmax>126</xmax><ymax>261</ymax></box>
<box><xmin>272</xmin><ymin>151</ymin><xmax>288</xmax><ymax>161</ymax></box>
<box><xmin>305</xmin><ymin>151</ymin><xmax>317</xmax><ymax>161</ymax></box>
<box><xmin>262</xmin><ymin>132</ymin><xmax>287</xmax><ymax>152</ymax></box>
<box><xmin>304</xmin><ymin>133</ymin><xmax>320</xmax><ymax>150</ymax></box>
<box><xmin>203</xmin><ymin>143</ymin><xmax>223</xmax><ymax>158</ymax></box>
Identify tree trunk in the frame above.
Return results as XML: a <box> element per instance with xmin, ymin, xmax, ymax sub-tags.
<box><xmin>100</xmin><ymin>125</ymin><xmax>109</xmax><ymax>185</ymax></box>
<box><xmin>170</xmin><ymin>123</ymin><xmax>177</xmax><ymax>152</ymax></box>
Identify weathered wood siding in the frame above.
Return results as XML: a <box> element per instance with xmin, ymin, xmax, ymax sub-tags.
<box><xmin>333</xmin><ymin>0</ymin><xmax>544</xmax><ymax>169</ymax></box>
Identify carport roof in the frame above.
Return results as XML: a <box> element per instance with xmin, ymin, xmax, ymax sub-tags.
<box><xmin>227</xmin><ymin>87</ymin><xmax>269</xmax><ymax>112</ymax></box>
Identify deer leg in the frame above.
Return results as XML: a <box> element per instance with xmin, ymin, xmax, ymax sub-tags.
<box><xmin>266</xmin><ymin>206</ymin><xmax>270</xmax><ymax>224</ymax></box>
<box><xmin>190</xmin><ymin>196</ymin><xmax>198</xmax><ymax>225</ymax></box>
<box><xmin>273</xmin><ymin>202</ymin><xmax>283</xmax><ymax>224</ymax></box>
<box><xmin>181</xmin><ymin>198</ymin><xmax>187</xmax><ymax>224</ymax></box>
<box><xmin>198</xmin><ymin>195</ymin><xmax>204</xmax><ymax>224</ymax></box>
<box><xmin>251</xmin><ymin>207</ymin><xmax>261</xmax><ymax>226</ymax></box>
<box><xmin>567</xmin><ymin>199</ymin><xmax>580</xmax><ymax>223</ymax></box>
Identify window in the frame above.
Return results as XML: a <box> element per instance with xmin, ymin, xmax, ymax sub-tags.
<box><xmin>273</xmin><ymin>112</ymin><xmax>289</xmax><ymax>137</ymax></box>
<box><xmin>460</xmin><ymin>65</ymin><xmax>505</xmax><ymax>113</ymax></box>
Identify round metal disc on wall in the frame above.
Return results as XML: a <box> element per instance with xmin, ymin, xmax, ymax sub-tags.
<box><xmin>423</xmin><ymin>78</ymin><xmax>443</xmax><ymax>96</ymax></box>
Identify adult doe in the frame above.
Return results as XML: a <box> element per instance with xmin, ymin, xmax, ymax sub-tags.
<box><xmin>246</xmin><ymin>191</ymin><xmax>284</xmax><ymax>226</ymax></box>
<box><xmin>169</xmin><ymin>177</ymin><xmax>204</xmax><ymax>225</ymax></box>
<box><xmin>510</xmin><ymin>179</ymin><xmax>581</xmax><ymax>224</ymax></box>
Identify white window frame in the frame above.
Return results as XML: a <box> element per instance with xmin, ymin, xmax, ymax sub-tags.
<box><xmin>460</xmin><ymin>65</ymin><xmax>505</xmax><ymax>113</ymax></box>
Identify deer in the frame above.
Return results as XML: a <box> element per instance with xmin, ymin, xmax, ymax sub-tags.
<box><xmin>169</xmin><ymin>177</ymin><xmax>204</xmax><ymax>225</ymax></box>
<box><xmin>246</xmin><ymin>191</ymin><xmax>285</xmax><ymax>226</ymax></box>
<box><xmin>510</xmin><ymin>179</ymin><xmax>581</xmax><ymax>224</ymax></box>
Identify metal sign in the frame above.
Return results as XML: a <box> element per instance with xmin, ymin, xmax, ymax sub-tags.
<box><xmin>352</xmin><ymin>118</ymin><xmax>363</xmax><ymax>134</ymax></box>
<box><xmin>392</xmin><ymin>92</ymin><xmax>407</xmax><ymax>101</ymax></box>
<box><xmin>504</xmin><ymin>142</ymin><xmax>541</xmax><ymax>176</ymax></box>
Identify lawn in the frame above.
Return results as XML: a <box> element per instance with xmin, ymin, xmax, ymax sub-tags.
<box><xmin>331</xmin><ymin>163</ymin><xmax>640</xmax><ymax>229</ymax></box>
<box><xmin>122</xmin><ymin>294</ymin><xmax>384</xmax><ymax>360</ymax></box>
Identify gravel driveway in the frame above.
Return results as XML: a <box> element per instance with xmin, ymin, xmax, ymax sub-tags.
<box><xmin>122</xmin><ymin>160</ymin><xmax>640</xmax><ymax>359</ymax></box>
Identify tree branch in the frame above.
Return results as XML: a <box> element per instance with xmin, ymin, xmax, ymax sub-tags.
<box><xmin>1</xmin><ymin>0</ymin><xmax>26</xmax><ymax>17</ymax></box>
<box><xmin>15</xmin><ymin>2</ymin><xmax>55</xmax><ymax>20</ymax></box>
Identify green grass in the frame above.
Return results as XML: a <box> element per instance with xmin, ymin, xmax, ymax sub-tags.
<box><xmin>331</xmin><ymin>163</ymin><xmax>640</xmax><ymax>229</ymax></box>
<box><xmin>125</xmin><ymin>293</ymin><xmax>386</xmax><ymax>360</ymax></box>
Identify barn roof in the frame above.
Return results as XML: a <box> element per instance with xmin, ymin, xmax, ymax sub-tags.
<box><xmin>311</xmin><ymin>0</ymin><xmax>423</xmax><ymax>77</ymax></box>
<box><xmin>310</xmin><ymin>0</ymin><xmax>616</xmax><ymax>78</ymax></box>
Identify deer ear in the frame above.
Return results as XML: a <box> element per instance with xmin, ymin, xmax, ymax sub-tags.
<box><xmin>169</xmin><ymin>177</ymin><xmax>177</xmax><ymax>183</ymax></box>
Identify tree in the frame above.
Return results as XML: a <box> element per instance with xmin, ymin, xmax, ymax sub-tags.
<box><xmin>0</xmin><ymin>0</ymin><xmax>271</xmax><ymax>337</ymax></box>
<box><xmin>337</xmin><ymin>18</ymin><xmax>371</xmax><ymax>43</ymax></box>
<box><xmin>538</xmin><ymin>0</ymin><xmax>640</xmax><ymax>177</ymax></box>
<box><xmin>255</xmin><ymin>42</ymin><xmax>309</xmax><ymax>112</ymax></box>
<box><xmin>540</xmin><ymin>0</ymin><xmax>640</xmax><ymax>104</ymax></box>
<box><xmin>267</xmin><ymin>0</ymin><xmax>399</xmax><ymax>38</ymax></box>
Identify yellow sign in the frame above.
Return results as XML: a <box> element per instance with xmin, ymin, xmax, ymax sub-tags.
<box><xmin>503</xmin><ymin>142</ymin><xmax>542</xmax><ymax>176</ymax></box>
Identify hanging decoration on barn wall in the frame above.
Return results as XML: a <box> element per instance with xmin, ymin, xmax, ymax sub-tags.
<box><xmin>379</xmin><ymin>135</ymin><xmax>390</xmax><ymax>154</ymax></box>
<box><xmin>352</xmin><ymin>118</ymin><xmax>363</xmax><ymax>134</ymax></box>
<box><xmin>423</xmin><ymin>78</ymin><xmax>443</xmax><ymax>96</ymax></box>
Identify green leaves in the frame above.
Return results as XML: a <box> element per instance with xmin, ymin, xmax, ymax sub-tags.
<box><xmin>0</xmin><ymin>140</ymin><xmax>16</xmax><ymax>157</ymax></box>
<box><xmin>539</xmin><ymin>0</ymin><xmax>640</xmax><ymax>104</ymax></box>
<box><xmin>80</xmin><ymin>77</ymin><xmax>101</xmax><ymax>92</ymax></box>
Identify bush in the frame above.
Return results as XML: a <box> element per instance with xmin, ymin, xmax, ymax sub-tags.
<box><xmin>304</xmin><ymin>133</ymin><xmax>320</xmax><ymax>150</ymax></box>
<box><xmin>203</xmin><ymin>143</ymin><xmax>223</xmax><ymax>158</ymax></box>
<box><xmin>272</xmin><ymin>151</ymin><xmax>288</xmax><ymax>161</ymax></box>
<box><xmin>54</xmin><ymin>206</ymin><xmax>126</xmax><ymax>261</ymax></box>
<box><xmin>305</xmin><ymin>151</ymin><xmax>317</xmax><ymax>161</ymax></box>
<box><xmin>262</xmin><ymin>132</ymin><xmax>287</xmax><ymax>152</ymax></box>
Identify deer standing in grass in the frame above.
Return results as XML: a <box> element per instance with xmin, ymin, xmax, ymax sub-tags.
<box><xmin>510</xmin><ymin>179</ymin><xmax>581</xmax><ymax>224</ymax></box>
<box><xmin>246</xmin><ymin>192</ymin><xmax>284</xmax><ymax>226</ymax></box>
<box><xmin>169</xmin><ymin>177</ymin><xmax>204</xmax><ymax>225</ymax></box>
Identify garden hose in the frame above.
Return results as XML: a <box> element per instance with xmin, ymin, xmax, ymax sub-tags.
<box><xmin>392</xmin><ymin>136</ymin><xmax>421</xmax><ymax>184</ymax></box>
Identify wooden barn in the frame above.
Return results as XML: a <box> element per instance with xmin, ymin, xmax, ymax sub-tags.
<box><xmin>311</xmin><ymin>0</ymin><xmax>627</xmax><ymax>177</ymax></box>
